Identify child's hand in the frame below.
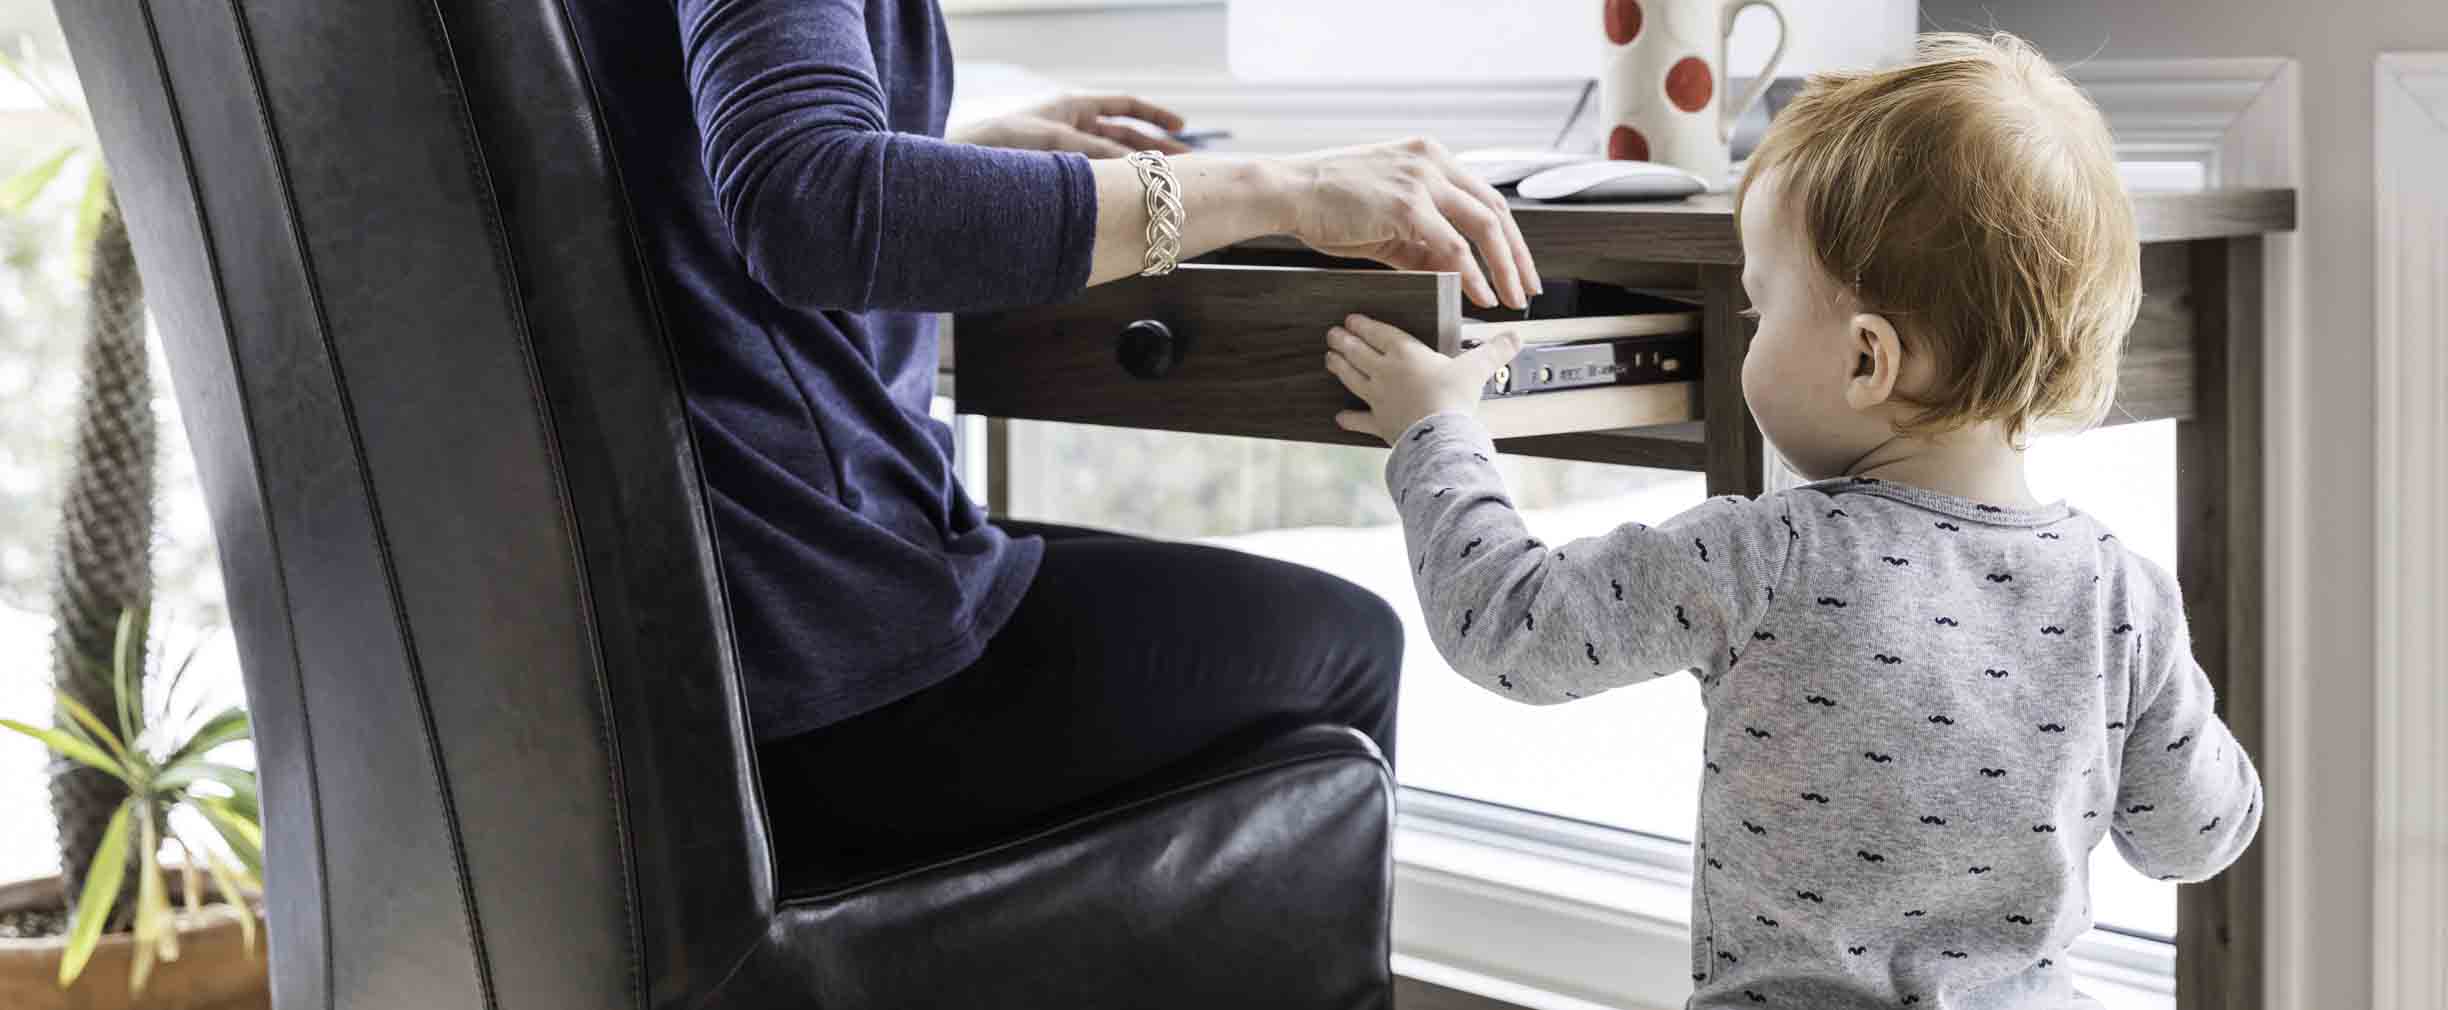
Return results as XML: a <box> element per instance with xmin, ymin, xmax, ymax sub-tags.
<box><xmin>1325</xmin><ymin>314</ymin><xmax>1523</xmax><ymax>444</ymax></box>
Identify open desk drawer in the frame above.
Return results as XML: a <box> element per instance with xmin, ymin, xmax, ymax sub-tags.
<box><xmin>952</xmin><ymin>264</ymin><xmax>1699</xmax><ymax>447</ymax></box>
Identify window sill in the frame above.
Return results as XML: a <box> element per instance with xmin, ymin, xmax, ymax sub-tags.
<box><xmin>1392</xmin><ymin>788</ymin><xmax>2177</xmax><ymax>1010</ymax></box>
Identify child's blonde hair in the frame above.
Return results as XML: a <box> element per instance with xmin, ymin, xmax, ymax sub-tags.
<box><xmin>1735</xmin><ymin>32</ymin><xmax>2141</xmax><ymax>443</ymax></box>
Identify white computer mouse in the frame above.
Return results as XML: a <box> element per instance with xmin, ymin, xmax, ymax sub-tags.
<box><xmin>1515</xmin><ymin>160</ymin><xmax>1710</xmax><ymax>202</ymax></box>
<box><xmin>1456</xmin><ymin>148</ymin><xmax>1590</xmax><ymax>187</ymax></box>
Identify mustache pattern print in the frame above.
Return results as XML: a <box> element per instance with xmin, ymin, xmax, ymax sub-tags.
<box><xmin>1744</xmin><ymin>990</ymin><xmax>1766</xmax><ymax>1003</ymax></box>
<box><xmin>1934</xmin><ymin>521</ymin><xmax>1961</xmax><ymax>532</ymax></box>
<box><xmin>1848</xmin><ymin>945</ymin><xmax>1867</xmax><ymax>955</ymax></box>
<box><xmin>2107</xmin><ymin>720</ymin><xmax>2127</xmax><ymax>730</ymax></box>
<box><xmin>1934</xmin><ymin>616</ymin><xmax>1959</xmax><ymax>626</ymax></box>
<box><xmin>1979</xmin><ymin>768</ymin><xmax>2008</xmax><ymax>778</ymax></box>
<box><xmin>1904</xmin><ymin>910</ymin><xmax>1927</xmax><ymax>918</ymax></box>
<box><xmin>1987</xmin><ymin>573</ymin><xmax>2015</xmax><ymax>583</ymax></box>
<box><xmin>1459</xmin><ymin>537</ymin><xmax>1483</xmax><ymax>558</ymax></box>
<box><xmin>1974</xmin><ymin>504</ymin><xmax>2003</xmax><ymax>513</ymax></box>
<box><xmin>1800</xmin><ymin>792</ymin><xmax>1831</xmax><ymax>804</ymax></box>
<box><xmin>1586</xmin><ymin>641</ymin><xmax>1601</xmax><ymax>665</ymax></box>
<box><xmin>1942</xmin><ymin>950</ymin><xmax>1970</xmax><ymax>959</ymax></box>
<box><xmin>2032</xmin><ymin>824</ymin><xmax>2059</xmax><ymax>833</ymax></box>
<box><xmin>1524</xmin><ymin>611</ymin><xmax>1535</xmax><ymax>631</ymax></box>
<box><xmin>1745</xmin><ymin>726</ymin><xmax>1773</xmax><ymax>739</ymax></box>
<box><xmin>1755</xmin><ymin>915</ymin><xmax>1779</xmax><ymax>927</ymax></box>
<box><xmin>1928</xmin><ymin>714</ymin><xmax>1955</xmax><ymax>725</ymax></box>
<box><xmin>1695</xmin><ymin>538</ymin><xmax>1710</xmax><ymax>562</ymax></box>
<box><xmin>1818</xmin><ymin>597</ymin><xmax>1848</xmax><ymax>608</ymax></box>
<box><xmin>1921</xmin><ymin>816</ymin><xmax>1949</xmax><ymax>826</ymax></box>
<box><xmin>1495</xmin><ymin>674</ymin><xmax>1514</xmax><ymax>691</ymax></box>
<box><xmin>1753</xmin><ymin>630</ymin><xmax>1777</xmax><ymax>641</ymax></box>
<box><xmin>1612</xmin><ymin>578</ymin><xmax>1623</xmax><ymax>601</ymax></box>
<box><xmin>1863</xmin><ymin>751</ymin><xmax>1895</xmax><ymax>763</ymax></box>
<box><xmin>1459</xmin><ymin>609</ymin><xmax>1474</xmax><ymax>634</ymax></box>
<box><xmin>1433</xmin><ymin>486</ymin><xmax>1454</xmax><ymax>498</ymax></box>
<box><xmin>1882</xmin><ymin>556</ymin><xmax>1912</xmax><ymax>566</ymax></box>
<box><xmin>1827</xmin><ymin>508</ymin><xmax>1849</xmax><ymax>518</ymax></box>
<box><xmin>2167</xmin><ymin>734</ymin><xmax>2193</xmax><ymax>751</ymax></box>
<box><xmin>1412</xmin><ymin>426</ymin><xmax>1436</xmax><ymax>441</ymax></box>
<box><xmin>1857</xmin><ymin>850</ymin><xmax>1887</xmax><ymax>863</ymax></box>
<box><xmin>1806</xmin><ymin>695</ymin><xmax>1838</xmax><ymax>707</ymax></box>
<box><xmin>2200</xmin><ymin>817</ymin><xmax>2222</xmax><ymax>834</ymax></box>
<box><xmin>2037</xmin><ymin>723</ymin><xmax>2067</xmax><ymax>733</ymax></box>
<box><xmin>1675</xmin><ymin>605</ymin><xmax>1692</xmax><ymax>629</ymax></box>
<box><xmin>1718</xmin><ymin>951</ymin><xmax>1739</xmax><ymax>963</ymax></box>
<box><xmin>1967</xmin><ymin>865</ymin><xmax>1991</xmax><ymax>874</ymax></box>
<box><xmin>2037</xmin><ymin>532</ymin><xmax>2062</xmax><ymax>540</ymax></box>
<box><xmin>1743</xmin><ymin>820</ymin><xmax>1768</xmax><ymax>835</ymax></box>
<box><xmin>1874</xmin><ymin>654</ymin><xmax>1904</xmax><ymax>665</ymax></box>
<box><xmin>2005</xmin><ymin>915</ymin><xmax>2035</xmax><ymax>925</ymax></box>
<box><xmin>1984</xmin><ymin>668</ymin><xmax>2012</xmax><ymax>679</ymax></box>
<box><xmin>1796</xmin><ymin>891</ymin><xmax>1824</xmax><ymax>903</ymax></box>
<box><xmin>2113</xmin><ymin>622</ymin><xmax>2134</xmax><ymax>634</ymax></box>
<box><xmin>2125</xmin><ymin>803</ymin><xmax>2156</xmax><ymax>814</ymax></box>
<box><xmin>2040</xmin><ymin>626</ymin><xmax>2067</xmax><ymax>635</ymax></box>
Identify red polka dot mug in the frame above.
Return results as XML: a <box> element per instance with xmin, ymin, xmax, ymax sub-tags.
<box><xmin>1599</xmin><ymin>0</ymin><xmax>1789</xmax><ymax>189</ymax></box>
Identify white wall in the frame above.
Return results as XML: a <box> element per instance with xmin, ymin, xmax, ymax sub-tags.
<box><xmin>1226</xmin><ymin>0</ymin><xmax>1913</xmax><ymax>81</ymax></box>
<box><xmin>1915</xmin><ymin>2</ymin><xmax>2448</xmax><ymax>1008</ymax></box>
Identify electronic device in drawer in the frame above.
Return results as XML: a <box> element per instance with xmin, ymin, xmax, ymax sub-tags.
<box><xmin>1459</xmin><ymin>309</ymin><xmax>1702</xmax><ymax>400</ymax></box>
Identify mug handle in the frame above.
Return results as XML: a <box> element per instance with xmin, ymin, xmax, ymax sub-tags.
<box><xmin>1719</xmin><ymin>0</ymin><xmax>1790</xmax><ymax>144</ymax></box>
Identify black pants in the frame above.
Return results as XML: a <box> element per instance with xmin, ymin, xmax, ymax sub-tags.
<box><xmin>759</xmin><ymin>521</ymin><xmax>1403</xmax><ymax>885</ymax></box>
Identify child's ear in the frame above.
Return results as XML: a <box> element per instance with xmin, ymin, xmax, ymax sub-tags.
<box><xmin>1842</xmin><ymin>312</ymin><xmax>1905</xmax><ymax>411</ymax></box>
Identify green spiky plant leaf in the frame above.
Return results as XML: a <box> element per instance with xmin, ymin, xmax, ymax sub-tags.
<box><xmin>1</xmin><ymin>609</ymin><xmax>261</xmax><ymax>992</ymax></box>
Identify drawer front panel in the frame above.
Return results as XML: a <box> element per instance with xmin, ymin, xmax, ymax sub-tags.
<box><xmin>955</xmin><ymin>265</ymin><xmax>1457</xmax><ymax>446</ymax></box>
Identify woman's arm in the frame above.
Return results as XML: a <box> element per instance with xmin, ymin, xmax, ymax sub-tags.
<box><xmin>676</xmin><ymin>0</ymin><xmax>1536</xmax><ymax>314</ymax></box>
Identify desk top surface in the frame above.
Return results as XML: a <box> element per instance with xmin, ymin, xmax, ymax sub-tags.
<box><xmin>1243</xmin><ymin>188</ymin><xmax>2297</xmax><ymax>266</ymax></box>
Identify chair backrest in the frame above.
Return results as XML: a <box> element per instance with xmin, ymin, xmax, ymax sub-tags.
<box><xmin>55</xmin><ymin>3</ymin><xmax>774</xmax><ymax>1007</ymax></box>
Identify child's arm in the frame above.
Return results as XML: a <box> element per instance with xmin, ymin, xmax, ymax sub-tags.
<box><xmin>2110</xmin><ymin>604</ymin><xmax>2263</xmax><ymax>882</ymax></box>
<box><xmin>1323</xmin><ymin>313</ymin><xmax>1791</xmax><ymax>704</ymax></box>
<box><xmin>1388</xmin><ymin>412</ymin><xmax>1790</xmax><ymax>703</ymax></box>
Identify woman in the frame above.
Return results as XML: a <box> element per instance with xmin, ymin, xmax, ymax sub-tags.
<box><xmin>572</xmin><ymin>0</ymin><xmax>1539</xmax><ymax>880</ymax></box>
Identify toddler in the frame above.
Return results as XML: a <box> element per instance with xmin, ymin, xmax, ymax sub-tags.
<box><xmin>1323</xmin><ymin>32</ymin><xmax>2261</xmax><ymax>1010</ymax></box>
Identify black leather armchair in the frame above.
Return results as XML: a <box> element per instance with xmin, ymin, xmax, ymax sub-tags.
<box><xmin>52</xmin><ymin>2</ymin><xmax>1395</xmax><ymax>1007</ymax></box>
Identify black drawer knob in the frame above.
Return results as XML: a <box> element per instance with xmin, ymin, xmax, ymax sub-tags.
<box><xmin>1116</xmin><ymin>319</ymin><xmax>1186</xmax><ymax>380</ymax></box>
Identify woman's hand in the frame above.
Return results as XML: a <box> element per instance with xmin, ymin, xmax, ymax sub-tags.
<box><xmin>1326</xmin><ymin>314</ymin><xmax>1523</xmax><ymax>445</ymax></box>
<box><xmin>952</xmin><ymin>94</ymin><xmax>1193</xmax><ymax>158</ymax></box>
<box><xmin>1279</xmin><ymin>138</ymin><xmax>1540</xmax><ymax>310</ymax></box>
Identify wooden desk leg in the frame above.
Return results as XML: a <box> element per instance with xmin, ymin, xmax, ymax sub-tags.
<box><xmin>2174</xmin><ymin>235</ymin><xmax>2265</xmax><ymax>1010</ymax></box>
<box><xmin>1701</xmin><ymin>265</ymin><xmax>1767</xmax><ymax>498</ymax></box>
<box><xmin>984</xmin><ymin>417</ymin><xmax>1012</xmax><ymax>517</ymax></box>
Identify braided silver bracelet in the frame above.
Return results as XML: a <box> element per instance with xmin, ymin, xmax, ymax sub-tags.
<box><xmin>1125</xmin><ymin>150</ymin><xmax>1183</xmax><ymax>276</ymax></box>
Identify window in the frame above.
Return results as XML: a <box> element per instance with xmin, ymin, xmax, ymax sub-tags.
<box><xmin>1001</xmin><ymin>415</ymin><xmax>2181</xmax><ymax>947</ymax></box>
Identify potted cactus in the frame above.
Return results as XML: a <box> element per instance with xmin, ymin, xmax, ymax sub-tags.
<box><xmin>1</xmin><ymin>610</ymin><xmax>267</xmax><ymax>1010</ymax></box>
<box><xmin>0</xmin><ymin>43</ymin><xmax>270</xmax><ymax>1010</ymax></box>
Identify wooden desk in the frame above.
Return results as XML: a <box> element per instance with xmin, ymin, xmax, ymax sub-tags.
<box><xmin>950</xmin><ymin>189</ymin><xmax>2295</xmax><ymax>1010</ymax></box>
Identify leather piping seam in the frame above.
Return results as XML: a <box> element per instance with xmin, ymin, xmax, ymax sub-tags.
<box><xmin>135</xmin><ymin>3</ymin><xmax>338</xmax><ymax>1005</ymax></box>
<box><xmin>368</xmin><ymin>7</ymin><xmax>541</xmax><ymax>1009</ymax></box>
<box><xmin>777</xmin><ymin>741</ymin><xmax>1391</xmax><ymax>907</ymax></box>
<box><xmin>541</xmin><ymin>0</ymin><xmax>786</xmax><ymax>925</ymax></box>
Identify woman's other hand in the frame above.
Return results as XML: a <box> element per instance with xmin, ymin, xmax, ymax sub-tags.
<box><xmin>952</xmin><ymin>94</ymin><xmax>1193</xmax><ymax>158</ymax></box>
<box><xmin>1279</xmin><ymin>138</ymin><xmax>1539</xmax><ymax>310</ymax></box>
<box><xmin>1326</xmin><ymin>315</ymin><xmax>1523</xmax><ymax>444</ymax></box>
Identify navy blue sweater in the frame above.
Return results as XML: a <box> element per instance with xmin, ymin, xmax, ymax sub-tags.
<box><xmin>567</xmin><ymin>0</ymin><xmax>1100</xmax><ymax>739</ymax></box>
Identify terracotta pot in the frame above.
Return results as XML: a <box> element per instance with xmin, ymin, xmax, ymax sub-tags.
<box><xmin>0</xmin><ymin>876</ymin><xmax>269</xmax><ymax>1010</ymax></box>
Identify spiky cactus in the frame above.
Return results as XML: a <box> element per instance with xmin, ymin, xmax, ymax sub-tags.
<box><xmin>44</xmin><ymin>189</ymin><xmax>153</xmax><ymax>925</ymax></box>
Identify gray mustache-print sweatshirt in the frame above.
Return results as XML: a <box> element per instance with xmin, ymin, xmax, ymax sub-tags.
<box><xmin>1386</xmin><ymin>412</ymin><xmax>2261</xmax><ymax>1010</ymax></box>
